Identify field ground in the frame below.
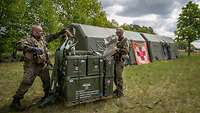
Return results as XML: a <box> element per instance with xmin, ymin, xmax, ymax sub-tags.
<box><xmin>0</xmin><ymin>54</ymin><xmax>200</xmax><ymax>113</ymax></box>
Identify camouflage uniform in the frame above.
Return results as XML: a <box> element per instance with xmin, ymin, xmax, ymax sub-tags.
<box><xmin>13</xmin><ymin>33</ymin><xmax>61</xmax><ymax>100</ymax></box>
<box><xmin>113</xmin><ymin>37</ymin><xmax>129</xmax><ymax>96</ymax></box>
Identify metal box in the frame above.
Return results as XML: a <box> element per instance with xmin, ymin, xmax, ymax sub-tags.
<box><xmin>87</xmin><ymin>56</ymin><xmax>104</xmax><ymax>76</ymax></box>
<box><xmin>103</xmin><ymin>76</ymin><xmax>114</xmax><ymax>97</ymax></box>
<box><xmin>104</xmin><ymin>60</ymin><xmax>114</xmax><ymax>77</ymax></box>
<box><xmin>62</xmin><ymin>75</ymin><xmax>103</xmax><ymax>105</ymax></box>
<box><xmin>63</xmin><ymin>56</ymin><xmax>87</xmax><ymax>77</ymax></box>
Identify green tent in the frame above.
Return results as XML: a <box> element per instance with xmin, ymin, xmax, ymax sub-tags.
<box><xmin>141</xmin><ymin>33</ymin><xmax>165</xmax><ymax>61</ymax></box>
<box><xmin>68</xmin><ymin>23</ymin><xmax>149</xmax><ymax>65</ymax></box>
<box><xmin>158</xmin><ymin>36</ymin><xmax>178</xmax><ymax>59</ymax></box>
<box><xmin>68</xmin><ymin>23</ymin><xmax>177</xmax><ymax>64</ymax></box>
<box><xmin>125</xmin><ymin>31</ymin><xmax>148</xmax><ymax>65</ymax></box>
<box><xmin>68</xmin><ymin>23</ymin><xmax>114</xmax><ymax>52</ymax></box>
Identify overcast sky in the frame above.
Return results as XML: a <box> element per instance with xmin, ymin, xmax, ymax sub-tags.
<box><xmin>98</xmin><ymin>0</ymin><xmax>200</xmax><ymax>37</ymax></box>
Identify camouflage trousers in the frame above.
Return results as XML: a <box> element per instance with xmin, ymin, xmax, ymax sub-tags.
<box><xmin>13</xmin><ymin>62</ymin><xmax>50</xmax><ymax>99</ymax></box>
<box><xmin>114</xmin><ymin>61</ymin><xmax>124</xmax><ymax>96</ymax></box>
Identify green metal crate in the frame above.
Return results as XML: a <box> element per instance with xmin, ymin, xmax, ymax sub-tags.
<box><xmin>87</xmin><ymin>56</ymin><xmax>104</xmax><ymax>76</ymax></box>
<box><xmin>103</xmin><ymin>76</ymin><xmax>114</xmax><ymax>97</ymax></box>
<box><xmin>104</xmin><ymin>60</ymin><xmax>114</xmax><ymax>77</ymax></box>
<box><xmin>62</xmin><ymin>75</ymin><xmax>103</xmax><ymax>105</ymax></box>
<box><xmin>63</xmin><ymin>56</ymin><xmax>87</xmax><ymax>77</ymax></box>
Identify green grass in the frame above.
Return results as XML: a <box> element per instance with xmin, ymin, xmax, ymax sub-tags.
<box><xmin>0</xmin><ymin>54</ymin><xmax>200</xmax><ymax>113</ymax></box>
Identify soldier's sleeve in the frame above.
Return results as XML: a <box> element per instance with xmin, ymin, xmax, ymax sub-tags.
<box><xmin>45</xmin><ymin>29</ymin><xmax>74</xmax><ymax>43</ymax></box>
<box><xmin>119</xmin><ymin>38</ymin><xmax>129</xmax><ymax>55</ymax></box>
<box><xmin>16</xmin><ymin>38</ymin><xmax>34</xmax><ymax>52</ymax></box>
<box><xmin>45</xmin><ymin>32</ymin><xmax>60</xmax><ymax>43</ymax></box>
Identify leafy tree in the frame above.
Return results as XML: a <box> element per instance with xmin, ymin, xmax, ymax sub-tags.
<box><xmin>0</xmin><ymin>0</ymin><xmax>28</xmax><ymax>60</ymax></box>
<box><xmin>176</xmin><ymin>1</ymin><xmax>200</xmax><ymax>56</ymax></box>
<box><xmin>110</xmin><ymin>19</ymin><xmax>119</xmax><ymax>27</ymax></box>
<box><xmin>175</xmin><ymin>40</ymin><xmax>188</xmax><ymax>50</ymax></box>
<box><xmin>55</xmin><ymin>0</ymin><xmax>111</xmax><ymax>27</ymax></box>
<box><xmin>120</xmin><ymin>23</ymin><xmax>155</xmax><ymax>34</ymax></box>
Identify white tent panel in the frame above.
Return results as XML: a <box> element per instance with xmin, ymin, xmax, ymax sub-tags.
<box><xmin>191</xmin><ymin>39</ymin><xmax>200</xmax><ymax>49</ymax></box>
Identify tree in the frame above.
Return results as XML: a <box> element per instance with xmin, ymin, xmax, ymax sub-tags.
<box><xmin>0</xmin><ymin>0</ymin><xmax>62</xmax><ymax>59</ymax></box>
<box><xmin>176</xmin><ymin>1</ymin><xmax>200</xmax><ymax>56</ymax></box>
<box><xmin>110</xmin><ymin>19</ymin><xmax>119</xmax><ymax>27</ymax></box>
<box><xmin>120</xmin><ymin>23</ymin><xmax>155</xmax><ymax>34</ymax></box>
<box><xmin>0</xmin><ymin>0</ymin><xmax>28</xmax><ymax>60</ymax></box>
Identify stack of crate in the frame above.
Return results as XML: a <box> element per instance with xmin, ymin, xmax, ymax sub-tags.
<box><xmin>60</xmin><ymin>53</ymin><xmax>114</xmax><ymax>106</ymax></box>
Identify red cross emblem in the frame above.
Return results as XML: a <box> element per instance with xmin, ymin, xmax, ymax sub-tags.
<box><xmin>136</xmin><ymin>47</ymin><xmax>146</xmax><ymax>60</ymax></box>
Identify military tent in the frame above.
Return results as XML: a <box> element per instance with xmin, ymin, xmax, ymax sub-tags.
<box><xmin>67</xmin><ymin>23</ymin><xmax>150</xmax><ymax>65</ymax></box>
<box><xmin>158</xmin><ymin>36</ymin><xmax>178</xmax><ymax>59</ymax></box>
<box><xmin>141</xmin><ymin>33</ymin><xmax>165</xmax><ymax>61</ymax></box>
<box><xmin>68</xmin><ymin>23</ymin><xmax>113</xmax><ymax>52</ymax></box>
<box><xmin>191</xmin><ymin>39</ymin><xmax>200</xmax><ymax>49</ymax></box>
<box><xmin>125</xmin><ymin>31</ymin><xmax>150</xmax><ymax>65</ymax></box>
<box><xmin>68</xmin><ymin>23</ymin><xmax>177</xmax><ymax>65</ymax></box>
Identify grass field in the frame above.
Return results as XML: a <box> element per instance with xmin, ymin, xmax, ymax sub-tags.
<box><xmin>0</xmin><ymin>54</ymin><xmax>200</xmax><ymax>113</ymax></box>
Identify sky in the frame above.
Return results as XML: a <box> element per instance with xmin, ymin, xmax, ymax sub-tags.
<box><xmin>98</xmin><ymin>0</ymin><xmax>200</xmax><ymax>37</ymax></box>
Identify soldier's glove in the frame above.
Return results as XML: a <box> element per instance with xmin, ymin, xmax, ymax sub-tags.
<box><xmin>59</xmin><ymin>28</ymin><xmax>67</xmax><ymax>35</ymax></box>
<box><xmin>59</xmin><ymin>28</ymin><xmax>73</xmax><ymax>37</ymax></box>
<box><xmin>31</xmin><ymin>47</ymin><xmax>44</xmax><ymax>55</ymax></box>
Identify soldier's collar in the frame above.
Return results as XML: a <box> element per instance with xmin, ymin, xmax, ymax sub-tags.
<box><xmin>118</xmin><ymin>36</ymin><xmax>124</xmax><ymax>41</ymax></box>
<box><xmin>31</xmin><ymin>36</ymin><xmax>42</xmax><ymax>41</ymax></box>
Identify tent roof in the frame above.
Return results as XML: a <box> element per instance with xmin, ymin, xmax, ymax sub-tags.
<box><xmin>72</xmin><ymin>23</ymin><xmax>145</xmax><ymax>41</ymax></box>
<box><xmin>124</xmin><ymin>31</ymin><xmax>145</xmax><ymax>41</ymax></box>
<box><xmin>191</xmin><ymin>39</ymin><xmax>200</xmax><ymax>49</ymax></box>
<box><xmin>192</xmin><ymin>39</ymin><xmax>200</xmax><ymax>43</ymax></box>
<box><xmin>142</xmin><ymin>33</ymin><xmax>161</xmax><ymax>42</ymax></box>
<box><xmin>142</xmin><ymin>33</ymin><xmax>175</xmax><ymax>43</ymax></box>
<box><xmin>159</xmin><ymin>36</ymin><xmax>175</xmax><ymax>43</ymax></box>
<box><xmin>78</xmin><ymin>24</ymin><xmax>113</xmax><ymax>38</ymax></box>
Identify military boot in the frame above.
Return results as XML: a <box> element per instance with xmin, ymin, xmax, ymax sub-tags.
<box><xmin>117</xmin><ymin>91</ymin><xmax>124</xmax><ymax>97</ymax></box>
<box><xmin>37</xmin><ymin>91</ymin><xmax>49</xmax><ymax>104</ymax></box>
<box><xmin>113</xmin><ymin>89</ymin><xmax>124</xmax><ymax>98</ymax></box>
<box><xmin>113</xmin><ymin>89</ymin><xmax>119</xmax><ymax>97</ymax></box>
<box><xmin>10</xmin><ymin>97</ymin><xmax>25</xmax><ymax>111</ymax></box>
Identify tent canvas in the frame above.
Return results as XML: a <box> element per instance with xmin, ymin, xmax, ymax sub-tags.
<box><xmin>191</xmin><ymin>39</ymin><xmax>200</xmax><ymax>49</ymax></box>
<box><xmin>67</xmin><ymin>23</ymin><xmax>177</xmax><ymax>65</ymax></box>
<box><xmin>141</xmin><ymin>33</ymin><xmax>165</xmax><ymax>61</ymax></box>
<box><xmin>126</xmin><ymin>31</ymin><xmax>150</xmax><ymax>65</ymax></box>
<box><xmin>158</xmin><ymin>36</ymin><xmax>178</xmax><ymax>59</ymax></box>
<box><xmin>68</xmin><ymin>23</ymin><xmax>149</xmax><ymax>65</ymax></box>
<box><xmin>68</xmin><ymin>24</ymin><xmax>113</xmax><ymax>52</ymax></box>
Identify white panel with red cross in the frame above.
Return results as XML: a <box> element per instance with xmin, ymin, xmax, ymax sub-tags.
<box><xmin>131</xmin><ymin>41</ymin><xmax>150</xmax><ymax>65</ymax></box>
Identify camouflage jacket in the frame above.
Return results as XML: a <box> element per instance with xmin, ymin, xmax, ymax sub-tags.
<box><xmin>114</xmin><ymin>37</ymin><xmax>129</xmax><ymax>62</ymax></box>
<box><xmin>16</xmin><ymin>33</ymin><xmax>61</xmax><ymax>64</ymax></box>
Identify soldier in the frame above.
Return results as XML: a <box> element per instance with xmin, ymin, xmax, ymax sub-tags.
<box><xmin>10</xmin><ymin>25</ymin><xmax>72</xmax><ymax>111</ymax></box>
<box><xmin>113</xmin><ymin>28</ymin><xmax>129</xmax><ymax>97</ymax></box>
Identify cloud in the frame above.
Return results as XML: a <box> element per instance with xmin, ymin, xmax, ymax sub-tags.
<box><xmin>131</xmin><ymin>7</ymin><xmax>180</xmax><ymax>36</ymax></box>
<box><xmin>99</xmin><ymin>0</ymin><xmax>200</xmax><ymax>37</ymax></box>
<box><xmin>99</xmin><ymin>0</ymin><xmax>125</xmax><ymax>8</ymax></box>
<box><xmin>117</xmin><ymin>0</ymin><xmax>175</xmax><ymax>17</ymax></box>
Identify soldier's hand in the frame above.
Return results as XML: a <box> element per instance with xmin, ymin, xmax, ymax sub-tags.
<box><xmin>31</xmin><ymin>47</ymin><xmax>44</xmax><ymax>55</ymax></box>
<box><xmin>59</xmin><ymin>28</ymin><xmax>67</xmax><ymax>35</ymax></box>
<box><xmin>59</xmin><ymin>28</ymin><xmax>73</xmax><ymax>37</ymax></box>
